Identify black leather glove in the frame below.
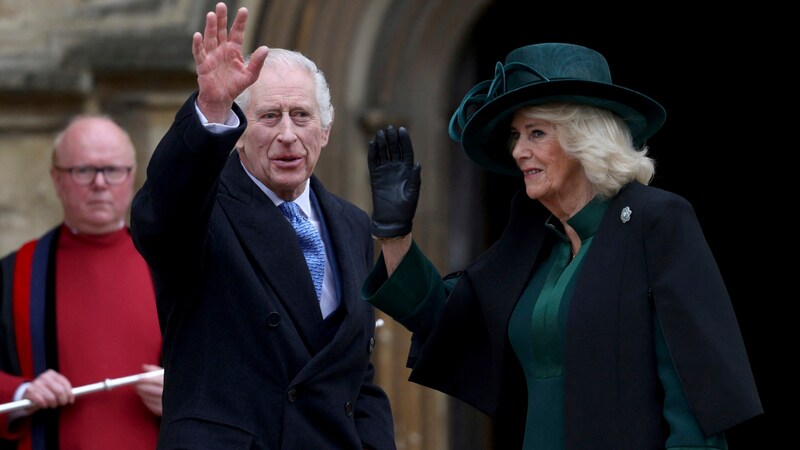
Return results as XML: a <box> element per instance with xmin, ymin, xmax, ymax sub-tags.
<box><xmin>367</xmin><ymin>125</ymin><xmax>421</xmax><ymax>238</ymax></box>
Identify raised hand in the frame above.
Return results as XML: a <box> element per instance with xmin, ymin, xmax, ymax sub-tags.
<box><xmin>367</xmin><ymin>125</ymin><xmax>421</xmax><ymax>238</ymax></box>
<box><xmin>192</xmin><ymin>2</ymin><xmax>269</xmax><ymax>123</ymax></box>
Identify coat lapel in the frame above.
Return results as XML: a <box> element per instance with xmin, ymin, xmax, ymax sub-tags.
<box><xmin>470</xmin><ymin>190</ymin><xmax>550</xmax><ymax>337</ymax></box>
<box><xmin>216</xmin><ymin>153</ymin><xmax>327</xmax><ymax>354</ymax></box>
<box><xmin>309</xmin><ymin>177</ymin><xmax>362</xmax><ymax>347</ymax></box>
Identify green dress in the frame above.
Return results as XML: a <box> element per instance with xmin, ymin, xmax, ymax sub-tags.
<box><xmin>506</xmin><ymin>198</ymin><xmax>727</xmax><ymax>449</ymax></box>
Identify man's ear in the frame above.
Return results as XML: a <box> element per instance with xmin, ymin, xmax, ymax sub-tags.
<box><xmin>320</xmin><ymin>124</ymin><xmax>331</xmax><ymax>148</ymax></box>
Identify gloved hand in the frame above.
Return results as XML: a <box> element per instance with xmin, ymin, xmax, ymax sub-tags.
<box><xmin>367</xmin><ymin>125</ymin><xmax>421</xmax><ymax>238</ymax></box>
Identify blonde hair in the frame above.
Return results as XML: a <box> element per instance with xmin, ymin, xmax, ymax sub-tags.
<box><xmin>519</xmin><ymin>103</ymin><xmax>655</xmax><ymax>199</ymax></box>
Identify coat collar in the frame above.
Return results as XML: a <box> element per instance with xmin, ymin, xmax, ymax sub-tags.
<box><xmin>216</xmin><ymin>153</ymin><xmax>326</xmax><ymax>353</ymax></box>
<box><xmin>216</xmin><ymin>152</ymin><xmax>363</xmax><ymax>356</ymax></box>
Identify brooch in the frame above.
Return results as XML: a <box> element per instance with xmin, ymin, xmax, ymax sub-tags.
<box><xmin>620</xmin><ymin>206</ymin><xmax>632</xmax><ymax>223</ymax></box>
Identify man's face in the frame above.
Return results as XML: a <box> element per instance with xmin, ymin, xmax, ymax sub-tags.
<box><xmin>238</xmin><ymin>65</ymin><xmax>330</xmax><ymax>201</ymax></box>
<box><xmin>51</xmin><ymin>117</ymin><xmax>136</xmax><ymax>234</ymax></box>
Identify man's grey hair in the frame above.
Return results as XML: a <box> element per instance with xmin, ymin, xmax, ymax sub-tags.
<box><xmin>235</xmin><ymin>48</ymin><xmax>334</xmax><ymax>130</ymax></box>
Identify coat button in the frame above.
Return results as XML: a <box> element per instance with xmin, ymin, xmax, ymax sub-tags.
<box><xmin>368</xmin><ymin>337</ymin><xmax>376</xmax><ymax>353</ymax></box>
<box><xmin>344</xmin><ymin>401</ymin><xmax>354</xmax><ymax>416</ymax></box>
<box><xmin>287</xmin><ymin>388</ymin><xmax>297</xmax><ymax>403</ymax></box>
<box><xmin>266</xmin><ymin>312</ymin><xmax>281</xmax><ymax>327</ymax></box>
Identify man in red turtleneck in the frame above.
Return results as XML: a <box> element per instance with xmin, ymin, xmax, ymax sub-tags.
<box><xmin>0</xmin><ymin>115</ymin><xmax>163</xmax><ymax>450</ymax></box>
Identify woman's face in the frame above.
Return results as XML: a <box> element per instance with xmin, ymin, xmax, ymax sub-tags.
<box><xmin>508</xmin><ymin>109</ymin><xmax>585</xmax><ymax>208</ymax></box>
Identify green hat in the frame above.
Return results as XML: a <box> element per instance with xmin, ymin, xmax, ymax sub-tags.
<box><xmin>448</xmin><ymin>43</ymin><xmax>666</xmax><ymax>177</ymax></box>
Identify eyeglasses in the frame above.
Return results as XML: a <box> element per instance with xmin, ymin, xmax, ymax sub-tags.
<box><xmin>54</xmin><ymin>165</ymin><xmax>133</xmax><ymax>185</ymax></box>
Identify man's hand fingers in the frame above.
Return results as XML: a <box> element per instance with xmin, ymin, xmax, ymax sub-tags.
<box><xmin>215</xmin><ymin>2</ymin><xmax>228</xmax><ymax>44</ymax></box>
<box><xmin>246</xmin><ymin>46</ymin><xmax>269</xmax><ymax>83</ymax></box>
<box><xmin>229</xmin><ymin>7</ymin><xmax>250</xmax><ymax>45</ymax></box>
<box><xmin>203</xmin><ymin>11</ymin><xmax>218</xmax><ymax>52</ymax></box>
<box><xmin>191</xmin><ymin>32</ymin><xmax>205</xmax><ymax>65</ymax></box>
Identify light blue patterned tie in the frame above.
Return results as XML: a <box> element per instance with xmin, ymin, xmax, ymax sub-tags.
<box><xmin>279</xmin><ymin>201</ymin><xmax>325</xmax><ymax>300</ymax></box>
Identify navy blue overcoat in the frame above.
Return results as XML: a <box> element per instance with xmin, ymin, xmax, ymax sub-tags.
<box><xmin>131</xmin><ymin>93</ymin><xmax>395</xmax><ymax>450</ymax></box>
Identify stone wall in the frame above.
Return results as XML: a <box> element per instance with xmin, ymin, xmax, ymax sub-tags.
<box><xmin>0</xmin><ymin>1</ymin><xmax>483</xmax><ymax>448</ymax></box>
<box><xmin>0</xmin><ymin>0</ymin><xmax>220</xmax><ymax>256</ymax></box>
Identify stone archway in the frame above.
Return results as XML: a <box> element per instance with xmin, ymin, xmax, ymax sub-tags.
<box><xmin>250</xmin><ymin>1</ymin><xmax>496</xmax><ymax>449</ymax></box>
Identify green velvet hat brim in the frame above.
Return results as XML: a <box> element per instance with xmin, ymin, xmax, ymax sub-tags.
<box><xmin>460</xmin><ymin>79</ymin><xmax>666</xmax><ymax>177</ymax></box>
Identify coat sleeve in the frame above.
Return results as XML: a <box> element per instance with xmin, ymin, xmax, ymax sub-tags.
<box><xmin>130</xmin><ymin>91</ymin><xmax>245</xmax><ymax>276</ymax></box>
<box><xmin>0</xmin><ymin>249</ymin><xmax>32</xmax><ymax>440</ymax></box>
<box><xmin>645</xmin><ymin>192</ymin><xmax>762</xmax><ymax>435</ymax></box>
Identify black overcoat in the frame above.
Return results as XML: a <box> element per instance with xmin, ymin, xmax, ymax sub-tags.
<box><xmin>131</xmin><ymin>93</ymin><xmax>395</xmax><ymax>450</ymax></box>
<box><xmin>403</xmin><ymin>182</ymin><xmax>762</xmax><ymax>449</ymax></box>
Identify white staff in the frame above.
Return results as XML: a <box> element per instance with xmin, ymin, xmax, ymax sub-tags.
<box><xmin>0</xmin><ymin>369</ymin><xmax>163</xmax><ymax>414</ymax></box>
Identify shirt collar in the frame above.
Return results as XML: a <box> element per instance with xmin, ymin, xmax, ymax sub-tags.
<box><xmin>545</xmin><ymin>196</ymin><xmax>609</xmax><ymax>241</ymax></box>
<box><xmin>241</xmin><ymin>162</ymin><xmax>313</xmax><ymax>218</ymax></box>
